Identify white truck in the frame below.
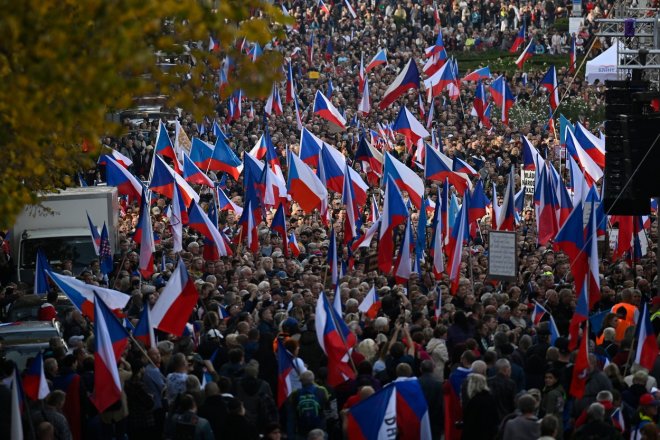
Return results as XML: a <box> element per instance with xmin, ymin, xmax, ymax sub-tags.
<box><xmin>10</xmin><ymin>187</ymin><xmax>119</xmax><ymax>284</ymax></box>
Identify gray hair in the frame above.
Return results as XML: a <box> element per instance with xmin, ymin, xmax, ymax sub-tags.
<box><xmin>466</xmin><ymin>373</ymin><xmax>489</xmax><ymax>400</ymax></box>
<box><xmin>587</xmin><ymin>402</ymin><xmax>605</xmax><ymax>421</ymax></box>
<box><xmin>495</xmin><ymin>358</ymin><xmax>511</xmax><ymax>373</ymax></box>
<box><xmin>471</xmin><ymin>360</ymin><xmax>487</xmax><ymax>375</ymax></box>
<box><xmin>300</xmin><ymin>370</ymin><xmax>315</xmax><ymax>386</ymax></box>
<box><xmin>596</xmin><ymin>390</ymin><xmax>613</xmax><ymax>402</ymax></box>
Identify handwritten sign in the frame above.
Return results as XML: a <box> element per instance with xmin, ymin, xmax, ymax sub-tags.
<box><xmin>521</xmin><ymin>170</ymin><xmax>535</xmax><ymax>195</ymax></box>
<box><xmin>488</xmin><ymin>231</ymin><xmax>517</xmax><ymax>280</ymax></box>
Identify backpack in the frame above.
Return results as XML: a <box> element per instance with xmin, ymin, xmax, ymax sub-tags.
<box><xmin>295</xmin><ymin>387</ymin><xmax>323</xmax><ymax>433</ymax></box>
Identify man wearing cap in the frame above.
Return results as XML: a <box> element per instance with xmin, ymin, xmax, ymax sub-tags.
<box><xmin>631</xmin><ymin>393</ymin><xmax>660</xmax><ymax>439</ymax></box>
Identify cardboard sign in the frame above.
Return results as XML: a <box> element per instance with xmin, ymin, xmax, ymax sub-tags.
<box><xmin>488</xmin><ymin>231</ymin><xmax>518</xmax><ymax>281</ymax></box>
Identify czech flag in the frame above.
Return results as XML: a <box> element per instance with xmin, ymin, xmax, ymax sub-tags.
<box><xmin>299</xmin><ymin>127</ymin><xmax>324</xmax><ymax>167</ymax></box>
<box><xmin>86</xmin><ymin>211</ymin><xmax>101</xmax><ymax>255</ymax></box>
<box><xmin>98</xmin><ymin>149</ymin><xmax>133</xmax><ymax>169</ymax></box>
<box><xmin>515</xmin><ymin>39</ymin><xmax>536</xmax><ymax>69</ymax></box>
<box><xmin>313</xmin><ymin>90</ymin><xmax>346</xmax><ymax>129</ymax></box>
<box><xmin>154</xmin><ymin>120</ymin><xmax>176</xmax><ymax>161</ymax></box>
<box><xmin>384</xmin><ymin>152</ymin><xmax>425</xmax><ymax>209</ymax></box>
<box><xmin>444</xmin><ymin>367</ymin><xmax>472</xmax><ymax>440</ymax></box>
<box><xmin>217</xmin><ymin>186</ymin><xmax>242</xmax><ymax>216</ymax></box>
<box><xmin>188</xmin><ymin>200</ymin><xmax>232</xmax><ymax>257</ymax></box>
<box><xmin>182</xmin><ymin>152</ymin><xmax>214</xmax><ymax>187</ymax></box>
<box><xmin>634</xmin><ymin>301</ymin><xmax>658</xmax><ymax>370</ymax></box>
<box><xmin>566</xmin><ymin>127</ymin><xmax>603</xmax><ymax>184</ymax></box>
<box><xmin>133</xmin><ymin>190</ymin><xmax>155</xmax><ymax>278</ymax></box>
<box><xmin>276</xmin><ymin>338</ymin><xmax>297</xmax><ymax>407</ymax></box>
<box><xmin>23</xmin><ymin>351</ymin><xmax>50</xmax><ymax>400</ymax></box>
<box><xmin>521</xmin><ymin>134</ymin><xmax>542</xmax><ymax>170</ymax></box>
<box><xmin>91</xmin><ymin>293</ymin><xmax>129</xmax><ymax>413</ymax></box>
<box><xmin>379</xmin><ymin>58</ymin><xmax>420</xmax><ymax>110</ymax></box>
<box><xmin>378</xmin><ymin>176</ymin><xmax>408</xmax><ymax>274</ymax></box>
<box><xmin>150</xmin><ymin>257</ymin><xmax>199</xmax><ymax>336</ymax></box>
<box><xmin>46</xmin><ymin>270</ymin><xmax>130</xmax><ymax>319</ymax></box>
<box><xmin>554</xmin><ymin>201</ymin><xmax>587</xmax><ymax>289</ymax></box>
<box><xmin>265</xmin><ymin>84</ymin><xmax>283</xmax><ymax>116</ymax></box>
<box><xmin>540</xmin><ymin>65</ymin><xmax>560</xmax><ymax>110</ymax></box>
<box><xmin>392</xmin><ymin>105</ymin><xmax>430</xmax><ymax>144</ymax></box>
<box><xmin>207</xmin><ymin>136</ymin><xmax>242</xmax><ymax>180</ymax></box>
<box><xmin>358</xmin><ymin>76</ymin><xmax>371</xmax><ymax>114</ymax></box>
<box><xmin>489</xmin><ymin>76</ymin><xmax>515</xmax><ymax>126</ymax></box>
<box><xmin>289</xmin><ymin>233</ymin><xmax>301</xmax><ymax>257</ymax></box>
<box><xmin>574</xmin><ymin>122</ymin><xmax>605</xmax><ymax>169</ymax></box>
<box><xmin>531</xmin><ymin>300</ymin><xmax>548</xmax><ymax>325</ymax></box>
<box><xmin>287</xmin><ymin>150</ymin><xmax>328</xmax><ymax>214</ymax></box>
<box><xmin>133</xmin><ymin>304</ymin><xmax>155</xmax><ymax>349</ymax></box>
<box><xmin>365</xmin><ymin>48</ymin><xmax>387</xmax><ymax>72</ymax></box>
<box><xmin>461</xmin><ymin>66</ymin><xmax>491</xmax><ymax>82</ymax></box>
<box><xmin>105</xmin><ymin>155</ymin><xmax>143</xmax><ymax>203</ymax></box>
<box><xmin>189</xmin><ymin>137</ymin><xmax>214</xmax><ymax>170</ymax></box>
<box><xmin>423</xmin><ymin>60</ymin><xmax>457</xmax><ymax>98</ymax></box>
<box><xmin>509</xmin><ymin>23</ymin><xmax>526</xmax><ymax>53</ymax></box>
<box><xmin>424</xmin><ymin>145</ymin><xmax>470</xmax><ymax>194</ymax></box>
<box><xmin>314</xmin><ymin>291</ymin><xmax>357</xmax><ymax>386</ymax></box>
<box><xmin>347</xmin><ymin>378</ymin><xmax>431</xmax><ymax>440</ymax></box>
<box><xmin>446</xmin><ymin>193</ymin><xmax>468</xmax><ymax>293</ymax></box>
<box><xmin>271</xmin><ymin>203</ymin><xmax>289</xmax><ymax>257</ymax></box>
<box><xmin>358</xmin><ymin>286</ymin><xmax>381</xmax><ymax>319</ymax></box>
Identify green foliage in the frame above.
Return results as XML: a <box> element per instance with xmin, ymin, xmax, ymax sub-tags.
<box><xmin>456</xmin><ymin>50</ymin><xmax>569</xmax><ymax>75</ymax></box>
<box><xmin>510</xmin><ymin>93</ymin><xmax>605</xmax><ymax>129</ymax></box>
<box><xmin>554</xmin><ymin>18</ymin><xmax>569</xmax><ymax>32</ymax></box>
<box><xmin>0</xmin><ymin>0</ymin><xmax>289</xmax><ymax>228</ymax></box>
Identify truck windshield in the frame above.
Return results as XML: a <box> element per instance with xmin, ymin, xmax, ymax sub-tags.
<box><xmin>21</xmin><ymin>236</ymin><xmax>96</xmax><ymax>273</ymax></box>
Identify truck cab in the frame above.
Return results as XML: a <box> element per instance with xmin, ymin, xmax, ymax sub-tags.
<box><xmin>11</xmin><ymin>187</ymin><xmax>119</xmax><ymax>284</ymax></box>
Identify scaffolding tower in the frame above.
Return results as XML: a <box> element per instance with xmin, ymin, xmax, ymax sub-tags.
<box><xmin>596</xmin><ymin>1</ymin><xmax>660</xmax><ymax>88</ymax></box>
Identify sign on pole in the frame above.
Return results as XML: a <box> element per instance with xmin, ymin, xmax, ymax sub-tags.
<box><xmin>488</xmin><ymin>231</ymin><xmax>518</xmax><ymax>281</ymax></box>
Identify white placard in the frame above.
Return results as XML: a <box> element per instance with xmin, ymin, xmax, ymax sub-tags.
<box><xmin>488</xmin><ymin>231</ymin><xmax>518</xmax><ymax>280</ymax></box>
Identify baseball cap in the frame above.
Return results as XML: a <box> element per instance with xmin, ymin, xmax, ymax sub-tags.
<box><xmin>639</xmin><ymin>393</ymin><xmax>660</xmax><ymax>407</ymax></box>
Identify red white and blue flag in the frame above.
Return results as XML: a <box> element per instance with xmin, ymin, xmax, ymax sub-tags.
<box><xmin>509</xmin><ymin>24</ymin><xmax>526</xmax><ymax>53</ymax></box>
<box><xmin>347</xmin><ymin>378</ymin><xmax>432</xmax><ymax>440</ymax></box>
<box><xmin>515</xmin><ymin>39</ymin><xmax>536</xmax><ymax>69</ymax></box>
<box><xmin>313</xmin><ymin>90</ymin><xmax>346</xmax><ymax>129</ymax></box>
<box><xmin>380</xmin><ymin>58</ymin><xmax>420</xmax><ymax>109</ymax></box>
<box><xmin>276</xmin><ymin>338</ymin><xmax>298</xmax><ymax>407</ymax></box>
<box><xmin>366</xmin><ymin>48</ymin><xmax>387</xmax><ymax>72</ymax></box>
<box><xmin>91</xmin><ymin>293</ymin><xmax>129</xmax><ymax>413</ymax></box>
<box><xmin>540</xmin><ymin>65</ymin><xmax>560</xmax><ymax>110</ymax></box>
<box><xmin>634</xmin><ymin>300</ymin><xmax>658</xmax><ymax>370</ymax></box>
<box><xmin>358</xmin><ymin>286</ymin><xmax>381</xmax><ymax>319</ymax></box>
<box><xmin>23</xmin><ymin>351</ymin><xmax>50</xmax><ymax>401</ymax></box>
<box><xmin>461</xmin><ymin>66</ymin><xmax>491</xmax><ymax>82</ymax></box>
<box><xmin>314</xmin><ymin>291</ymin><xmax>356</xmax><ymax>386</ymax></box>
<box><xmin>490</xmin><ymin>76</ymin><xmax>516</xmax><ymax>125</ymax></box>
<box><xmin>134</xmin><ymin>189</ymin><xmax>155</xmax><ymax>278</ymax></box>
<box><xmin>46</xmin><ymin>270</ymin><xmax>130</xmax><ymax>319</ymax></box>
<box><xmin>150</xmin><ymin>257</ymin><xmax>199</xmax><ymax>336</ymax></box>
<box><xmin>287</xmin><ymin>150</ymin><xmax>328</xmax><ymax>214</ymax></box>
<box><xmin>392</xmin><ymin>105</ymin><xmax>430</xmax><ymax>144</ymax></box>
<box><xmin>384</xmin><ymin>152</ymin><xmax>425</xmax><ymax>209</ymax></box>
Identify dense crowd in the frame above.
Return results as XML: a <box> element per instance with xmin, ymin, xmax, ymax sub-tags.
<box><xmin>1</xmin><ymin>0</ymin><xmax>659</xmax><ymax>440</ymax></box>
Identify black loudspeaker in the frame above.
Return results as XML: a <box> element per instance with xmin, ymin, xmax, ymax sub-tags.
<box><xmin>602</xmin><ymin>80</ymin><xmax>658</xmax><ymax>215</ymax></box>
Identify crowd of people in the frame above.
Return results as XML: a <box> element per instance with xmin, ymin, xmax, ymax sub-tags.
<box><xmin>1</xmin><ymin>0</ymin><xmax>659</xmax><ymax>439</ymax></box>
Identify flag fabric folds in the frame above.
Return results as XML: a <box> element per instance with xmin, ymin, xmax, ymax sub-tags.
<box><xmin>150</xmin><ymin>257</ymin><xmax>199</xmax><ymax>336</ymax></box>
